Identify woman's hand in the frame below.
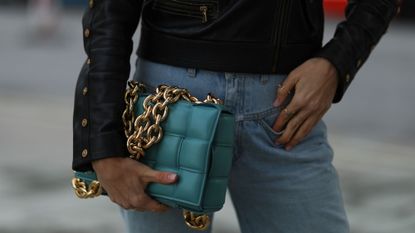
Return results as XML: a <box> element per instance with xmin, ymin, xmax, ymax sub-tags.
<box><xmin>272</xmin><ymin>58</ymin><xmax>338</xmax><ymax>150</ymax></box>
<box><xmin>92</xmin><ymin>157</ymin><xmax>177</xmax><ymax>212</ymax></box>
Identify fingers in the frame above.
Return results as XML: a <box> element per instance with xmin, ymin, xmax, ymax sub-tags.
<box><xmin>270</xmin><ymin>58</ymin><xmax>337</xmax><ymax>150</ymax></box>
<box><xmin>272</xmin><ymin>72</ymin><xmax>301</xmax><ymax>131</ymax></box>
<box><xmin>273</xmin><ymin>72</ymin><xmax>298</xmax><ymax>107</ymax></box>
<box><xmin>285</xmin><ymin>114</ymin><xmax>322</xmax><ymax>150</ymax></box>
<box><xmin>145</xmin><ymin>201</ymin><xmax>169</xmax><ymax>213</ymax></box>
<box><xmin>141</xmin><ymin>167</ymin><xmax>178</xmax><ymax>184</ymax></box>
<box><xmin>113</xmin><ymin>192</ymin><xmax>169</xmax><ymax>212</ymax></box>
<box><xmin>107</xmin><ymin>175</ymin><xmax>170</xmax><ymax>212</ymax></box>
<box><xmin>273</xmin><ymin>100</ymin><xmax>302</xmax><ymax>132</ymax></box>
<box><xmin>275</xmin><ymin>110</ymin><xmax>310</xmax><ymax>146</ymax></box>
<box><xmin>96</xmin><ymin>159</ymin><xmax>176</xmax><ymax>213</ymax></box>
<box><xmin>272</xmin><ymin>89</ymin><xmax>321</xmax><ymax>150</ymax></box>
<box><xmin>131</xmin><ymin>194</ymin><xmax>169</xmax><ymax>212</ymax></box>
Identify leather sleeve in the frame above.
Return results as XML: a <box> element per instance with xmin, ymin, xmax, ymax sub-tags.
<box><xmin>73</xmin><ymin>0</ymin><xmax>142</xmax><ymax>171</ymax></box>
<box><xmin>316</xmin><ymin>0</ymin><xmax>400</xmax><ymax>103</ymax></box>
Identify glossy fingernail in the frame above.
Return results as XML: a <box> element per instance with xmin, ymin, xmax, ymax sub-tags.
<box><xmin>168</xmin><ymin>174</ymin><xmax>177</xmax><ymax>181</ymax></box>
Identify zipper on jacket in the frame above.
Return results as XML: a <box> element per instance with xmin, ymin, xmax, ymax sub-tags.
<box><xmin>153</xmin><ymin>0</ymin><xmax>217</xmax><ymax>23</ymax></box>
<box><xmin>200</xmin><ymin>6</ymin><xmax>208</xmax><ymax>23</ymax></box>
<box><xmin>272</xmin><ymin>0</ymin><xmax>290</xmax><ymax>73</ymax></box>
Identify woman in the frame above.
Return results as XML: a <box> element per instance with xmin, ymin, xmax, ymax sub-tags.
<box><xmin>73</xmin><ymin>1</ymin><xmax>398</xmax><ymax>232</ymax></box>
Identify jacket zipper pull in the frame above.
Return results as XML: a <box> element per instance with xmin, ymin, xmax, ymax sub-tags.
<box><xmin>200</xmin><ymin>6</ymin><xmax>208</xmax><ymax>23</ymax></box>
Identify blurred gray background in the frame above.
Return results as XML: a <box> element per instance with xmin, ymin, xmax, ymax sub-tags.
<box><xmin>0</xmin><ymin>1</ymin><xmax>414</xmax><ymax>233</ymax></box>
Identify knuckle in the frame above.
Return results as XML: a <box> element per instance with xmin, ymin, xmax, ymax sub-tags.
<box><xmin>131</xmin><ymin>201</ymin><xmax>144</xmax><ymax>210</ymax></box>
<box><xmin>154</xmin><ymin>172</ymin><xmax>165</xmax><ymax>182</ymax></box>
<box><xmin>278</xmin><ymin>88</ymin><xmax>289</xmax><ymax>97</ymax></box>
<box><xmin>120</xmin><ymin>202</ymin><xmax>131</xmax><ymax>210</ymax></box>
<box><xmin>292</xmin><ymin>99</ymin><xmax>305</xmax><ymax>109</ymax></box>
<box><xmin>133</xmin><ymin>195</ymin><xmax>146</xmax><ymax>205</ymax></box>
<box><xmin>288</xmin><ymin>70</ymin><xmax>298</xmax><ymax>79</ymax></box>
<box><xmin>131</xmin><ymin>197</ymin><xmax>147</xmax><ymax>210</ymax></box>
<box><xmin>289</xmin><ymin>118</ymin><xmax>300</xmax><ymax>128</ymax></box>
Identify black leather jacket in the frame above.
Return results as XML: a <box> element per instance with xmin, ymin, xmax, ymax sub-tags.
<box><xmin>73</xmin><ymin>0</ymin><xmax>398</xmax><ymax>170</ymax></box>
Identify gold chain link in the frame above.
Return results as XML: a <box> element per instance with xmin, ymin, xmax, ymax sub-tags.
<box><xmin>183</xmin><ymin>210</ymin><xmax>211</xmax><ymax>231</ymax></box>
<box><xmin>122</xmin><ymin>81</ymin><xmax>146</xmax><ymax>140</ymax></box>
<box><xmin>71</xmin><ymin>178</ymin><xmax>102</xmax><ymax>198</ymax></box>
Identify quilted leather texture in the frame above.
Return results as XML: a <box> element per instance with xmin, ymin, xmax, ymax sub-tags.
<box><xmin>135</xmin><ymin>95</ymin><xmax>235</xmax><ymax>213</ymax></box>
<box><xmin>74</xmin><ymin>94</ymin><xmax>235</xmax><ymax>213</ymax></box>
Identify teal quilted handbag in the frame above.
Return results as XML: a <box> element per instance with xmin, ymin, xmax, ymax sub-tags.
<box><xmin>72</xmin><ymin>81</ymin><xmax>235</xmax><ymax>230</ymax></box>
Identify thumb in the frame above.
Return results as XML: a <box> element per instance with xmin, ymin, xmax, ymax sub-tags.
<box><xmin>142</xmin><ymin>168</ymin><xmax>178</xmax><ymax>184</ymax></box>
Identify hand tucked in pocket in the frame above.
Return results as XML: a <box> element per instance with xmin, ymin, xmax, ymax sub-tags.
<box><xmin>271</xmin><ymin>58</ymin><xmax>338</xmax><ymax>151</ymax></box>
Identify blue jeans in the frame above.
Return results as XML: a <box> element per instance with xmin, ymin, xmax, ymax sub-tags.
<box><xmin>122</xmin><ymin>58</ymin><xmax>349</xmax><ymax>233</ymax></box>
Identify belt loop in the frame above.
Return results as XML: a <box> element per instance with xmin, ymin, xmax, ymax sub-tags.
<box><xmin>187</xmin><ymin>68</ymin><xmax>197</xmax><ymax>78</ymax></box>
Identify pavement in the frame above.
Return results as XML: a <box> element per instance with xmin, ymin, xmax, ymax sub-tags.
<box><xmin>0</xmin><ymin>8</ymin><xmax>414</xmax><ymax>233</ymax></box>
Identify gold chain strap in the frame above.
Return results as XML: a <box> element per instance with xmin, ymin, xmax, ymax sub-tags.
<box><xmin>122</xmin><ymin>81</ymin><xmax>146</xmax><ymax>140</ymax></box>
<box><xmin>72</xmin><ymin>80</ymin><xmax>221</xmax><ymax>230</ymax></box>
<box><xmin>183</xmin><ymin>210</ymin><xmax>211</xmax><ymax>231</ymax></box>
<box><xmin>71</xmin><ymin>178</ymin><xmax>102</xmax><ymax>198</ymax></box>
<box><xmin>123</xmin><ymin>81</ymin><xmax>221</xmax><ymax>160</ymax></box>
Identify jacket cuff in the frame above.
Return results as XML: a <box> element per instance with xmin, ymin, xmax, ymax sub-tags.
<box><xmin>72</xmin><ymin>131</ymin><xmax>128</xmax><ymax>171</ymax></box>
<box><xmin>315</xmin><ymin>37</ymin><xmax>357</xmax><ymax>103</ymax></box>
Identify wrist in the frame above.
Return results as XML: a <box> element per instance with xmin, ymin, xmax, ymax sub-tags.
<box><xmin>316</xmin><ymin>57</ymin><xmax>339</xmax><ymax>87</ymax></box>
<box><xmin>92</xmin><ymin>157</ymin><xmax>122</xmax><ymax>171</ymax></box>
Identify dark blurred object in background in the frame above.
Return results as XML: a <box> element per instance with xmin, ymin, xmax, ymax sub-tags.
<box><xmin>324</xmin><ymin>0</ymin><xmax>414</xmax><ymax>21</ymax></box>
<box><xmin>324</xmin><ymin>0</ymin><xmax>347</xmax><ymax>18</ymax></box>
<box><xmin>27</xmin><ymin>0</ymin><xmax>61</xmax><ymax>38</ymax></box>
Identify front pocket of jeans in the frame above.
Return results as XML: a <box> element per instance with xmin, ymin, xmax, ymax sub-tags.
<box><xmin>250</xmin><ymin>108</ymin><xmax>284</xmax><ymax>144</ymax></box>
<box><xmin>152</xmin><ymin>0</ymin><xmax>219</xmax><ymax>23</ymax></box>
<box><xmin>259</xmin><ymin>119</ymin><xmax>284</xmax><ymax>137</ymax></box>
